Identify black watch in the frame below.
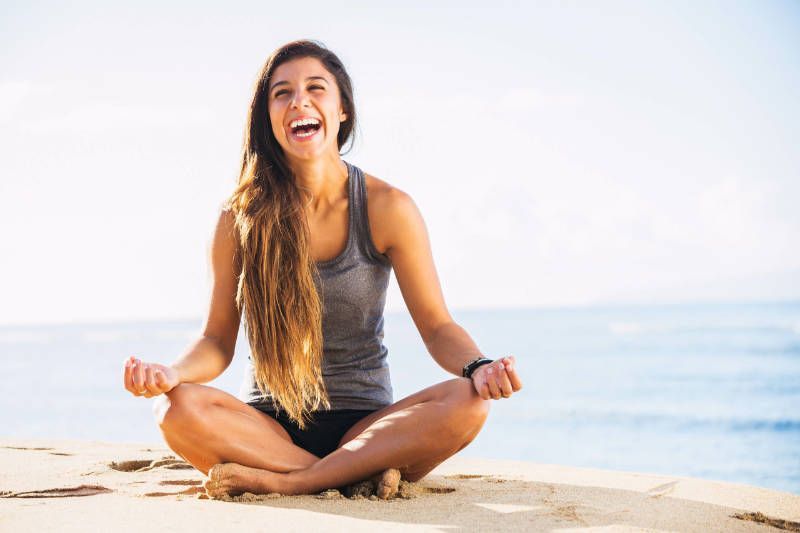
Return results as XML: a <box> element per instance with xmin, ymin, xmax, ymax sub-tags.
<box><xmin>462</xmin><ymin>357</ymin><xmax>493</xmax><ymax>378</ymax></box>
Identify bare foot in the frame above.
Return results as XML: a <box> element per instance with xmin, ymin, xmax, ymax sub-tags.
<box><xmin>203</xmin><ymin>463</ymin><xmax>279</xmax><ymax>499</ymax></box>
<box><xmin>373</xmin><ymin>468</ymin><xmax>401</xmax><ymax>500</ymax></box>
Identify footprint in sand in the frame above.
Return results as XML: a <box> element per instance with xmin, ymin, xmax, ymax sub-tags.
<box><xmin>420</xmin><ymin>486</ymin><xmax>456</xmax><ymax>494</ymax></box>
<box><xmin>1</xmin><ymin>446</ymin><xmax>74</xmax><ymax>457</ymax></box>
<box><xmin>1</xmin><ymin>446</ymin><xmax>55</xmax><ymax>451</ymax></box>
<box><xmin>445</xmin><ymin>474</ymin><xmax>507</xmax><ymax>483</ymax></box>
<box><xmin>160</xmin><ymin>480</ymin><xmax>202</xmax><ymax>486</ymax></box>
<box><xmin>109</xmin><ymin>456</ymin><xmax>194</xmax><ymax>472</ymax></box>
<box><xmin>0</xmin><ymin>485</ymin><xmax>113</xmax><ymax>498</ymax></box>
<box><xmin>732</xmin><ymin>511</ymin><xmax>800</xmax><ymax>531</ymax></box>
<box><xmin>646</xmin><ymin>480</ymin><xmax>679</xmax><ymax>498</ymax></box>
<box><xmin>143</xmin><ymin>486</ymin><xmax>205</xmax><ymax>497</ymax></box>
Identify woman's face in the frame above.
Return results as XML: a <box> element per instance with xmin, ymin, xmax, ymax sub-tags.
<box><xmin>267</xmin><ymin>56</ymin><xmax>347</xmax><ymax>162</ymax></box>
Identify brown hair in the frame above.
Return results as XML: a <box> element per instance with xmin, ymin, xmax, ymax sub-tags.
<box><xmin>223</xmin><ymin>40</ymin><xmax>357</xmax><ymax>428</ymax></box>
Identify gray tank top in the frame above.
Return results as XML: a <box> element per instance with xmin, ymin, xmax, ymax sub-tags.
<box><xmin>238</xmin><ymin>160</ymin><xmax>394</xmax><ymax>412</ymax></box>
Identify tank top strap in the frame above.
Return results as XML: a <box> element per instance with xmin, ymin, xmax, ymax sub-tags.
<box><xmin>346</xmin><ymin>161</ymin><xmax>391</xmax><ymax>266</ymax></box>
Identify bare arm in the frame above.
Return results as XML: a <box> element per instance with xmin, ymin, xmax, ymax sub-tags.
<box><xmin>171</xmin><ymin>207</ymin><xmax>242</xmax><ymax>383</ymax></box>
<box><xmin>422</xmin><ymin>322</ymin><xmax>484</xmax><ymax>377</ymax></box>
<box><xmin>169</xmin><ymin>336</ymin><xmax>233</xmax><ymax>385</ymax></box>
<box><xmin>378</xmin><ymin>189</ymin><xmax>481</xmax><ymax>374</ymax></box>
<box><xmin>377</xmin><ymin>187</ymin><xmax>522</xmax><ymax>399</ymax></box>
<box><xmin>124</xmin><ymin>208</ymin><xmax>242</xmax><ymax>397</ymax></box>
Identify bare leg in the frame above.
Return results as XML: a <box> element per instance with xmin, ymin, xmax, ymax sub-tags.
<box><xmin>152</xmin><ymin>383</ymin><xmax>319</xmax><ymax>475</ymax></box>
<box><xmin>203</xmin><ymin>378</ymin><xmax>490</xmax><ymax>497</ymax></box>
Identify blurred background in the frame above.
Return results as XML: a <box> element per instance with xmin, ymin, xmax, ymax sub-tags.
<box><xmin>1</xmin><ymin>1</ymin><xmax>798</xmax><ymax>494</ymax></box>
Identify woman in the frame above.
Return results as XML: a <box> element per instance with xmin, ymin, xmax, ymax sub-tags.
<box><xmin>122</xmin><ymin>39</ymin><xmax>523</xmax><ymax>499</ymax></box>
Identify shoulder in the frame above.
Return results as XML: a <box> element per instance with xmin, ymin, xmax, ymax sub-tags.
<box><xmin>215</xmin><ymin>206</ymin><xmax>240</xmax><ymax>244</ymax></box>
<box><xmin>363</xmin><ymin>172</ymin><xmax>424</xmax><ymax>256</ymax></box>
<box><xmin>211</xmin><ymin>205</ymin><xmax>242</xmax><ymax>266</ymax></box>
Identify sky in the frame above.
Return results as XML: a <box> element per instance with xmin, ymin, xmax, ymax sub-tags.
<box><xmin>1</xmin><ymin>0</ymin><xmax>798</xmax><ymax>325</ymax></box>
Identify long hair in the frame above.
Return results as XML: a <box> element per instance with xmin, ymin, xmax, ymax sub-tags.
<box><xmin>223</xmin><ymin>40</ymin><xmax>357</xmax><ymax>429</ymax></box>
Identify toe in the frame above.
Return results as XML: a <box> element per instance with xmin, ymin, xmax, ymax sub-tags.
<box><xmin>208</xmin><ymin>463</ymin><xmax>225</xmax><ymax>481</ymax></box>
<box><xmin>376</xmin><ymin>468</ymin><xmax>401</xmax><ymax>500</ymax></box>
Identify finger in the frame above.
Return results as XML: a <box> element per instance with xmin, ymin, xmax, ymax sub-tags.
<box><xmin>133</xmin><ymin>361</ymin><xmax>146</xmax><ymax>394</ymax></box>
<box><xmin>496</xmin><ymin>363</ymin><xmax>514</xmax><ymax>398</ymax></box>
<box><xmin>124</xmin><ymin>358</ymin><xmax>134</xmax><ymax>393</ymax></box>
<box><xmin>503</xmin><ymin>358</ymin><xmax>523</xmax><ymax>391</ymax></box>
<box><xmin>478</xmin><ymin>379</ymin><xmax>490</xmax><ymax>400</ymax></box>
<box><xmin>470</xmin><ymin>377</ymin><xmax>482</xmax><ymax>399</ymax></box>
<box><xmin>485</xmin><ymin>366</ymin><xmax>502</xmax><ymax>400</ymax></box>
<box><xmin>144</xmin><ymin>365</ymin><xmax>159</xmax><ymax>395</ymax></box>
<box><xmin>130</xmin><ymin>362</ymin><xmax>140</xmax><ymax>393</ymax></box>
<box><xmin>138</xmin><ymin>362</ymin><xmax>149</xmax><ymax>394</ymax></box>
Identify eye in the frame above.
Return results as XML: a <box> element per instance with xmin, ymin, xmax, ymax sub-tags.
<box><xmin>273</xmin><ymin>85</ymin><xmax>323</xmax><ymax>98</ymax></box>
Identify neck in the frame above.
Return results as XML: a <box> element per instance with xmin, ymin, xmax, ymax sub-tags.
<box><xmin>288</xmin><ymin>154</ymin><xmax>348</xmax><ymax>213</ymax></box>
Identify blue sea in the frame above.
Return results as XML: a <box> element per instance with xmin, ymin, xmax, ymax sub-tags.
<box><xmin>1</xmin><ymin>301</ymin><xmax>798</xmax><ymax>495</ymax></box>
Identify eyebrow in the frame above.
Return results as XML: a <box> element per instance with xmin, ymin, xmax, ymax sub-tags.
<box><xmin>269</xmin><ymin>76</ymin><xmax>329</xmax><ymax>92</ymax></box>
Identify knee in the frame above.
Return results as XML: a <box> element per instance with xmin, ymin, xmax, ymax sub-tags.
<box><xmin>461</xmin><ymin>379</ymin><xmax>491</xmax><ymax>427</ymax></box>
<box><xmin>443</xmin><ymin>378</ymin><xmax>491</xmax><ymax>433</ymax></box>
<box><xmin>152</xmin><ymin>383</ymin><xmax>203</xmax><ymax>428</ymax></box>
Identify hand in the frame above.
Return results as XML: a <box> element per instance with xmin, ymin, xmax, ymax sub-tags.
<box><xmin>123</xmin><ymin>356</ymin><xmax>180</xmax><ymax>398</ymax></box>
<box><xmin>471</xmin><ymin>355</ymin><xmax>523</xmax><ymax>400</ymax></box>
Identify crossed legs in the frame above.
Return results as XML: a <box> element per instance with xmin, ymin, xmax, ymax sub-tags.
<box><xmin>153</xmin><ymin>377</ymin><xmax>490</xmax><ymax>496</ymax></box>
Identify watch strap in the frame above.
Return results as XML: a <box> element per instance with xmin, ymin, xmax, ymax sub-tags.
<box><xmin>462</xmin><ymin>357</ymin><xmax>493</xmax><ymax>378</ymax></box>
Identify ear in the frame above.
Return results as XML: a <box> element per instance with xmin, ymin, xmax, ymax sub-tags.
<box><xmin>339</xmin><ymin>110</ymin><xmax>348</xmax><ymax>122</ymax></box>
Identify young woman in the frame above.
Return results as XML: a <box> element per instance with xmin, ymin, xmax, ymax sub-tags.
<box><xmin>122</xmin><ymin>40</ymin><xmax>522</xmax><ymax>499</ymax></box>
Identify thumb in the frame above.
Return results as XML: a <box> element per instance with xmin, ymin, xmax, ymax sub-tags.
<box><xmin>154</xmin><ymin>370</ymin><xmax>170</xmax><ymax>392</ymax></box>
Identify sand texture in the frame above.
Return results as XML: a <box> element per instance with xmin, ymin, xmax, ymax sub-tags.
<box><xmin>0</xmin><ymin>437</ymin><xmax>798</xmax><ymax>532</ymax></box>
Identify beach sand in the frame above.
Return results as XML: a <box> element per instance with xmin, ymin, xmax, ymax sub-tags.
<box><xmin>1</xmin><ymin>437</ymin><xmax>798</xmax><ymax>532</ymax></box>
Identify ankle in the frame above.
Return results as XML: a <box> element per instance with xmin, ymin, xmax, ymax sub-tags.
<box><xmin>283</xmin><ymin>469</ymin><xmax>308</xmax><ymax>495</ymax></box>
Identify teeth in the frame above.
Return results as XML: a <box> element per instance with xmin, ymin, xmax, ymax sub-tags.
<box><xmin>295</xmin><ymin>129</ymin><xmax>317</xmax><ymax>137</ymax></box>
<box><xmin>290</xmin><ymin>117</ymin><xmax>321</xmax><ymax>129</ymax></box>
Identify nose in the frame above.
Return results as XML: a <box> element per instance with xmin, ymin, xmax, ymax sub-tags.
<box><xmin>290</xmin><ymin>91</ymin><xmax>311</xmax><ymax>109</ymax></box>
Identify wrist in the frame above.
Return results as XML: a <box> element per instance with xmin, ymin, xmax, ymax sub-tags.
<box><xmin>169</xmin><ymin>364</ymin><xmax>184</xmax><ymax>384</ymax></box>
<box><xmin>462</xmin><ymin>357</ymin><xmax>493</xmax><ymax>379</ymax></box>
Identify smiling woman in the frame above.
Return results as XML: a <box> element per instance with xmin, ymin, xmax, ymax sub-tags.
<box><xmin>122</xmin><ymin>39</ymin><xmax>522</xmax><ymax>499</ymax></box>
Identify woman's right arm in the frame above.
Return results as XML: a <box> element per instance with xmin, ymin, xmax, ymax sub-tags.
<box><xmin>123</xmin><ymin>208</ymin><xmax>243</xmax><ymax>397</ymax></box>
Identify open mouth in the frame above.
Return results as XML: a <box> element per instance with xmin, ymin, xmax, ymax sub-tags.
<box><xmin>289</xmin><ymin>118</ymin><xmax>322</xmax><ymax>140</ymax></box>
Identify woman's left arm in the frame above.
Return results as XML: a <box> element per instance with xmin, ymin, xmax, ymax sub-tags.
<box><xmin>375</xmin><ymin>187</ymin><xmax>523</xmax><ymax>401</ymax></box>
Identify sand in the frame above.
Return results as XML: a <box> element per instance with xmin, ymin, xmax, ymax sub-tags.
<box><xmin>1</xmin><ymin>437</ymin><xmax>798</xmax><ymax>532</ymax></box>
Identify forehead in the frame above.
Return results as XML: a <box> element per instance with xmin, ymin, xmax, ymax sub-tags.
<box><xmin>271</xmin><ymin>56</ymin><xmax>332</xmax><ymax>84</ymax></box>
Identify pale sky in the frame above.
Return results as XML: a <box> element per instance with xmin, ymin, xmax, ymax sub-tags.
<box><xmin>1</xmin><ymin>1</ymin><xmax>798</xmax><ymax>325</ymax></box>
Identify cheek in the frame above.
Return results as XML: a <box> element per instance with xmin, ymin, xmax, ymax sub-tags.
<box><xmin>267</xmin><ymin>104</ymin><xmax>283</xmax><ymax>136</ymax></box>
<box><xmin>271</xmin><ymin>120</ymin><xmax>283</xmax><ymax>139</ymax></box>
<box><xmin>270</xmin><ymin>121</ymin><xmax>286</xmax><ymax>142</ymax></box>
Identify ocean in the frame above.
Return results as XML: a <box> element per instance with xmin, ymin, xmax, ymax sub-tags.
<box><xmin>1</xmin><ymin>301</ymin><xmax>798</xmax><ymax>494</ymax></box>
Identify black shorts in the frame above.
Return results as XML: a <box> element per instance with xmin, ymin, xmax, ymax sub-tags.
<box><xmin>257</xmin><ymin>408</ymin><xmax>378</xmax><ymax>458</ymax></box>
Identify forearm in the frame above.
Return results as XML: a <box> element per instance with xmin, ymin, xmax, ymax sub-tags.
<box><xmin>424</xmin><ymin>321</ymin><xmax>485</xmax><ymax>376</ymax></box>
<box><xmin>169</xmin><ymin>336</ymin><xmax>232</xmax><ymax>384</ymax></box>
